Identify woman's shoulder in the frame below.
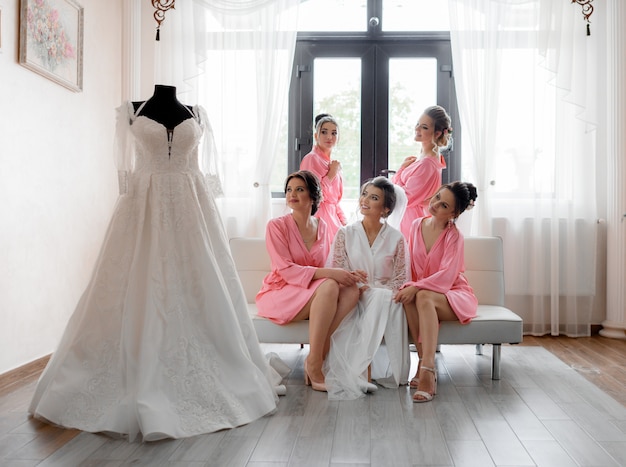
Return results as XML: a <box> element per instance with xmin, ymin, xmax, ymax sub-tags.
<box><xmin>267</xmin><ymin>214</ymin><xmax>293</xmax><ymax>232</ymax></box>
<box><xmin>414</xmin><ymin>155</ymin><xmax>443</xmax><ymax>170</ymax></box>
<box><xmin>443</xmin><ymin>222</ymin><xmax>463</xmax><ymax>244</ymax></box>
<box><xmin>383</xmin><ymin>222</ymin><xmax>404</xmax><ymax>240</ymax></box>
<box><xmin>411</xmin><ymin>216</ymin><xmax>427</xmax><ymax>229</ymax></box>
<box><xmin>301</xmin><ymin>147</ymin><xmax>328</xmax><ymax>165</ymax></box>
<box><xmin>343</xmin><ymin>220</ymin><xmax>361</xmax><ymax>232</ymax></box>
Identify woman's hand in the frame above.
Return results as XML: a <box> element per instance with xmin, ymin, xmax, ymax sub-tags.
<box><xmin>319</xmin><ymin>268</ymin><xmax>366</xmax><ymax>287</ymax></box>
<box><xmin>351</xmin><ymin>269</ymin><xmax>368</xmax><ymax>283</ymax></box>
<box><xmin>394</xmin><ymin>285</ymin><xmax>418</xmax><ymax>304</ymax></box>
<box><xmin>399</xmin><ymin>156</ymin><xmax>417</xmax><ymax>171</ymax></box>
<box><xmin>328</xmin><ymin>160</ymin><xmax>341</xmax><ymax>180</ymax></box>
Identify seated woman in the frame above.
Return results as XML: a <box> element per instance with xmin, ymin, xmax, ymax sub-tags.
<box><xmin>396</xmin><ymin>181</ymin><xmax>478</xmax><ymax>402</ymax></box>
<box><xmin>256</xmin><ymin>170</ymin><xmax>362</xmax><ymax>392</ymax></box>
<box><xmin>323</xmin><ymin>176</ymin><xmax>410</xmax><ymax>400</ymax></box>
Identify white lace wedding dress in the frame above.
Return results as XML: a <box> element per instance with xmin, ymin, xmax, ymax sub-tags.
<box><xmin>28</xmin><ymin>102</ymin><xmax>279</xmax><ymax>442</ymax></box>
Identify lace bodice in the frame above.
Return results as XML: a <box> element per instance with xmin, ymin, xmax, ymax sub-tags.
<box><xmin>130</xmin><ymin>116</ymin><xmax>203</xmax><ymax>173</ymax></box>
<box><xmin>115</xmin><ymin>102</ymin><xmax>223</xmax><ymax>196</ymax></box>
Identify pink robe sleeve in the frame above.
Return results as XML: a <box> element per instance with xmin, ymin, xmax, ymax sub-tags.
<box><xmin>265</xmin><ymin>218</ymin><xmax>318</xmax><ymax>288</ymax></box>
<box><xmin>300</xmin><ymin>153</ymin><xmax>327</xmax><ymax>186</ymax></box>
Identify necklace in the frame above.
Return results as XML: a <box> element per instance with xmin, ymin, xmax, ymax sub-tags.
<box><xmin>297</xmin><ymin>217</ymin><xmax>318</xmax><ymax>246</ymax></box>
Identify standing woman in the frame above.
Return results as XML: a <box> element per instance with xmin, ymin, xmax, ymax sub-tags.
<box><xmin>392</xmin><ymin>105</ymin><xmax>452</xmax><ymax>239</ymax></box>
<box><xmin>395</xmin><ymin>181</ymin><xmax>478</xmax><ymax>403</ymax></box>
<box><xmin>300</xmin><ymin>114</ymin><xmax>347</xmax><ymax>245</ymax></box>
<box><xmin>324</xmin><ymin>176</ymin><xmax>411</xmax><ymax>400</ymax></box>
<box><xmin>256</xmin><ymin>171</ymin><xmax>362</xmax><ymax>391</ymax></box>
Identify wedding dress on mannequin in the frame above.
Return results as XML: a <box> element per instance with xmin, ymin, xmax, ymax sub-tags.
<box><xmin>29</xmin><ymin>86</ymin><xmax>282</xmax><ymax>442</ymax></box>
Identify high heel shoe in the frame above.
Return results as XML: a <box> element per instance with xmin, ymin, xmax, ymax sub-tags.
<box><xmin>409</xmin><ymin>361</ymin><xmax>422</xmax><ymax>388</ymax></box>
<box><xmin>304</xmin><ymin>360</ymin><xmax>327</xmax><ymax>392</ymax></box>
<box><xmin>412</xmin><ymin>366</ymin><xmax>437</xmax><ymax>403</ymax></box>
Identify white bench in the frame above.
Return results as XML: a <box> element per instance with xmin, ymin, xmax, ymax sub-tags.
<box><xmin>230</xmin><ymin>236</ymin><xmax>523</xmax><ymax>380</ymax></box>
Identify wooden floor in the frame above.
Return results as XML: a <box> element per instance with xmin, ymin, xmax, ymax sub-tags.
<box><xmin>1</xmin><ymin>335</ymin><xmax>626</xmax><ymax>466</ymax></box>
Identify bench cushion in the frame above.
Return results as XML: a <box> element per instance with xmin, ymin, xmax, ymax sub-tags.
<box><xmin>230</xmin><ymin>236</ymin><xmax>523</xmax><ymax>346</ymax></box>
<box><xmin>438</xmin><ymin>305</ymin><xmax>522</xmax><ymax>344</ymax></box>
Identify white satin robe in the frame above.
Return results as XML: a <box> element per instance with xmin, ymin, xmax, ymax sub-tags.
<box><xmin>323</xmin><ymin>222</ymin><xmax>411</xmax><ymax>400</ymax></box>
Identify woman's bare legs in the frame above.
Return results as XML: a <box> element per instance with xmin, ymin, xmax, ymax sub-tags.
<box><xmin>407</xmin><ymin>290</ymin><xmax>458</xmax><ymax>400</ymax></box>
<box><xmin>293</xmin><ymin>279</ymin><xmax>359</xmax><ymax>383</ymax></box>
<box><xmin>404</xmin><ymin>301</ymin><xmax>421</xmax><ymax>385</ymax></box>
<box><xmin>322</xmin><ymin>284</ymin><xmax>360</xmax><ymax>357</ymax></box>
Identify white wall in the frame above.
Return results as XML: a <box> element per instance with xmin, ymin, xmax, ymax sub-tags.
<box><xmin>0</xmin><ymin>0</ymin><xmax>123</xmax><ymax>373</ymax></box>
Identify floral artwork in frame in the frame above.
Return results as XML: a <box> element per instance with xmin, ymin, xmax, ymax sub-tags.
<box><xmin>19</xmin><ymin>0</ymin><xmax>83</xmax><ymax>92</ymax></box>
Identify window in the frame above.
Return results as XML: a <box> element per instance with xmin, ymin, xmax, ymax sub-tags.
<box><xmin>274</xmin><ymin>0</ymin><xmax>458</xmax><ymax>201</ymax></box>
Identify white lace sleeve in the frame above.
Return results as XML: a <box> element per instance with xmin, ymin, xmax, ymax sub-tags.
<box><xmin>114</xmin><ymin>102</ymin><xmax>136</xmax><ymax>195</ymax></box>
<box><xmin>197</xmin><ymin>105</ymin><xmax>224</xmax><ymax>198</ymax></box>
<box><xmin>327</xmin><ymin>229</ymin><xmax>351</xmax><ymax>270</ymax></box>
<box><xmin>389</xmin><ymin>236</ymin><xmax>409</xmax><ymax>293</ymax></box>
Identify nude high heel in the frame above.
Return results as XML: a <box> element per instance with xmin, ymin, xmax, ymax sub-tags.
<box><xmin>412</xmin><ymin>366</ymin><xmax>437</xmax><ymax>403</ymax></box>
<box><xmin>304</xmin><ymin>359</ymin><xmax>327</xmax><ymax>392</ymax></box>
<box><xmin>409</xmin><ymin>360</ymin><xmax>422</xmax><ymax>388</ymax></box>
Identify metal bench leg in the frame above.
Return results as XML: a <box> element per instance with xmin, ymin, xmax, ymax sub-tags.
<box><xmin>475</xmin><ymin>344</ymin><xmax>483</xmax><ymax>355</ymax></box>
<box><xmin>491</xmin><ymin>344</ymin><xmax>501</xmax><ymax>380</ymax></box>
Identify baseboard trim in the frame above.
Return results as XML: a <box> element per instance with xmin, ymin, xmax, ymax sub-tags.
<box><xmin>0</xmin><ymin>355</ymin><xmax>50</xmax><ymax>393</ymax></box>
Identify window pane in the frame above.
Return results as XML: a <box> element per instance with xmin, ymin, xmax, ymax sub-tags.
<box><xmin>297</xmin><ymin>0</ymin><xmax>367</xmax><ymax>32</ymax></box>
<box><xmin>383</xmin><ymin>0</ymin><xmax>450</xmax><ymax>32</ymax></box>
<box><xmin>313</xmin><ymin>58</ymin><xmax>362</xmax><ymax>200</ymax></box>
<box><xmin>388</xmin><ymin>58</ymin><xmax>437</xmax><ymax>172</ymax></box>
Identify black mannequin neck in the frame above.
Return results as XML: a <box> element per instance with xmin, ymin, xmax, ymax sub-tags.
<box><xmin>133</xmin><ymin>85</ymin><xmax>193</xmax><ymax>130</ymax></box>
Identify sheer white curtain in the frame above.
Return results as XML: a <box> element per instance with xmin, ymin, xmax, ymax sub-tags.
<box><xmin>155</xmin><ymin>0</ymin><xmax>300</xmax><ymax>237</ymax></box>
<box><xmin>449</xmin><ymin>0</ymin><xmax>602</xmax><ymax>336</ymax></box>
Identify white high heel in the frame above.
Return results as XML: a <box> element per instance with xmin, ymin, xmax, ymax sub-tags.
<box><xmin>412</xmin><ymin>366</ymin><xmax>437</xmax><ymax>403</ymax></box>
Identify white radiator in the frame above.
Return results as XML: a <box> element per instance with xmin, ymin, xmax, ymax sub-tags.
<box><xmin>491</xmin><ymin>217</ymin><xmax>598</xmax><ymax>296</ymax></box>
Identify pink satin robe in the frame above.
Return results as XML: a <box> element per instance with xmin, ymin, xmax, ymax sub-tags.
<box><xmin>404</xmin><ymin>217</ymin><xmax>477</xmax><ymax>323</ymax></box>
<box><xmin>392</xmin><ymin>155</ymin><xmax>446</xmax><ymax>239</ymax></box>
<box><xmin>300</xmin><ymin>146</ymin><xmax>346</xmax><ymax>245</ymax></box>
<box><xmin>256</xmin><ymin>214</ymin><xmax>330</xmax><ymax>324</ymax></box>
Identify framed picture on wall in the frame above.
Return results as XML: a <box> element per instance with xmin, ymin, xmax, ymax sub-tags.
<box><xmin>19</xmin><ymin>0</ymin><xmax>84</xmax><ymax>92</ymax></box>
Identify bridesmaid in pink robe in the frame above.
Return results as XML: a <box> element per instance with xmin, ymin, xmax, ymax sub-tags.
<box><xmin>392</xmin><ymin>105</ymin><xmax>453</xmax><ymax>239</ymax></box>
<box><xmin>256</xmin><ymin>170</ymin><xmax>363</xmax><ymax>392</ymax></box>
<box><xmin>395</xmin><ymin>181</ymin><xmax>478</xmax><ymax>403</ymax></box>
<box><xmin>300</xmin><ymin>114</ymin><xmax>347</xmax><ymax>245</ymax></box>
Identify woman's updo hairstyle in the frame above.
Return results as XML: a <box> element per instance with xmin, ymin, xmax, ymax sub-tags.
<box><xmin>423</xmin><ymin>105</ymin><xmax>453</xmax><ymax>149</ymax></box>
<box><xmin>285</xmin><ymin>170</ymin><xmax>323</xmax><ymax>216</ymax></box>
<box><xmin>362</xmin><ymin>176</ymin><xmax>397</xmax><ymax>217</ymax></box>
<box><xmin>444</xmin><ymin>181</ymin><xmax>477</xmax><ymax>218</ymax></box>
<box><xmin>314</xmin><ymin>113</ymin><xmax>339</xmax><ymax>139</ymax></box>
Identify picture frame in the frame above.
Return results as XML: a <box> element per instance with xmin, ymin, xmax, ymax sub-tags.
<box><xmin>19</xmin><ymin>0</ymin><xmax>84</xmax><ymax>92</ymax></box>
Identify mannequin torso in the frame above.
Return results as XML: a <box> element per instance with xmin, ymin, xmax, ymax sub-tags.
<box><xmin>133</xmin><ymin>85</ymin><xmax>194</xmax><ymax>129</ymax></box>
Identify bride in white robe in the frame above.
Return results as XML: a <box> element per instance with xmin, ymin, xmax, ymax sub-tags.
<box><xmin>323</xmin><ymin>177</ymin><xmax>410</xmax><ymax>400</ymax></box>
